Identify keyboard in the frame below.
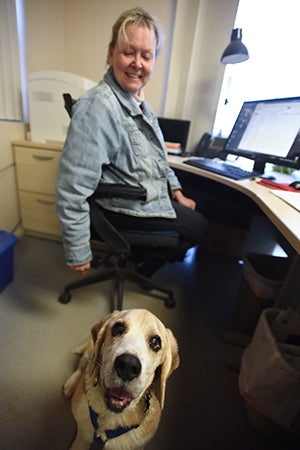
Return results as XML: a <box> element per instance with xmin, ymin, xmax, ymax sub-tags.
<box><xmin>183</xmin><ymin>158</ymin><xmax>260</xmax><ymax>180</ymax></box>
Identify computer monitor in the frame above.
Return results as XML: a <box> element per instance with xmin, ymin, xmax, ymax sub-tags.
<box><xmin>224</xmin><ymin>96</ymin><xmax>300</xmax><ymax>174</ymax></box>
<box><xmin>158</xmin><ymin>117</ymin><xmax>191</xmax><ymax>152</ymax></box>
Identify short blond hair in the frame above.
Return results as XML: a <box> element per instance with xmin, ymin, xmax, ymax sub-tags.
<box><xmin>109</xmin><ymin>7</ymin><xmax>165</xmax><ymax>57</ymax></box>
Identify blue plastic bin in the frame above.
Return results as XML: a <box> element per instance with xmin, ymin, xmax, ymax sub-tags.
<box><xmin>0</xmin><ymin>231</ymin><xmax>17</xmax><ymax>292</ymax></box>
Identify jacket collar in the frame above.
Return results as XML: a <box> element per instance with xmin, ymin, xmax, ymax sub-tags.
<box><xmin>104</xmin><ymin>67</ymin><xmax>141</xmax><ymax>116</ymax></box>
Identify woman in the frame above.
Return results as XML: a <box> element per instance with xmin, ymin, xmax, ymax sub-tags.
<box><xmin>56</xmin><ymin>7</ymin><xmax>208</xmax><ymax>274</ymax></box>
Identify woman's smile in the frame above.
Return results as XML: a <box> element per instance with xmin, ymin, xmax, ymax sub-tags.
<box><xmin>107</xmin><ymin>24</ymin><xmax>157</xmax><ymax>95</ymax></box>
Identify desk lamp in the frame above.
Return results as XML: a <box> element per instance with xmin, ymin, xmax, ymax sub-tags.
<box><xmin>221</xmin><ymin>28</ymin><xmax>249</xmax><ymax>64</ymax></box>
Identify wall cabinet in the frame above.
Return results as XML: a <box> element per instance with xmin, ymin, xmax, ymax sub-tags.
<box><xmin>13</xmin><ymin>140</ymin><xmax>63</xmax><ymax>239</ymax></box>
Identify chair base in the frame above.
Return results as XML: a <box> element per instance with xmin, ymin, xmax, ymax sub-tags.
<box><xmin>58</xmin><ymin>264</ymin><xmax>175</xmax><ymax>310</ymax></box>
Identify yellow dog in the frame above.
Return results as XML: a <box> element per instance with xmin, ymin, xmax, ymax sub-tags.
<box><xmin>63</xmin><ymin>309</ymin><xmax>180</xmax><ymax>450</ymax></box>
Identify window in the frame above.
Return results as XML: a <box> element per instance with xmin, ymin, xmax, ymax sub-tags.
<box><xmin>0</xmin><ymin>0</ymin><xmax>27</xmax><ymax>121</ymax></box>
<box><xmin>213</xmin><ymin>0</ymin><xmax>300</xmax><ymax>137</ymax></box>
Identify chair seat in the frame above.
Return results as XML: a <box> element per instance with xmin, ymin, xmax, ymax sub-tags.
<box><xmin>121</xmin><ymin>229</ymin><xmax>180</xmax><ymax>248</ymax></box>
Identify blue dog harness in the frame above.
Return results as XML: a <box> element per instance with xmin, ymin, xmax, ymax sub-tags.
<box><xmin>87</xmin><ymin>355</ymin><xmax>152</xmax><ymax>447</ymax></box>
<box><xmin>89</xmin><ymin>405</ymin><xmax>139</xmax><ymax>447</ymax></box>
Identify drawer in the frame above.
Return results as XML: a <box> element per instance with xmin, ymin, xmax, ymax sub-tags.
<box><xmin>18</xmin><ymin>191</ymin><xmax>61</xmax><ymax>236</ymax></box>
<box><xmin>14</xmin><ymin>146</ymin><xmax>60</xmax><ymax>194</ymax></box>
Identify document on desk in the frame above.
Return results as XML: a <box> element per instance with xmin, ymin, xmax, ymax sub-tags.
<box><xmin>270</xmin><ymin>190</ymin><xmax>300</xmax><ymax>212</ymax></box>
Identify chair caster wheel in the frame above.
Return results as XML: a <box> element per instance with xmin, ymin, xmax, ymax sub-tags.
<box><xmin>59</xmin><ymin>291</ymin><xmax>71</xmax><ymax>304</ymax></box>
<box><xmin>165</xmin><ymin>295</ymin><xmax>175</xmax><ymax>308</ymax></box>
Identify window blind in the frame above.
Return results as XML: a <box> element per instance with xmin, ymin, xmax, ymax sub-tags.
<box><xmin>0</xmin><ymin>0</ymin><xmax>24</xmax><ymax>121</ymax></box>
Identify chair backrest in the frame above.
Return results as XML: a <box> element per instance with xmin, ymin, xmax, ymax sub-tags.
<box><xmin>63</xmin><ymin>93</ymin><xmax>77</xmax><ymax>118</ymax></box>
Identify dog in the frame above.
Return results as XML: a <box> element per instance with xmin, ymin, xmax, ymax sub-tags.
<box><xmin>63</xmin><ymin>309</ymin><xmax>180</xmax><ymax>450</ymax></box>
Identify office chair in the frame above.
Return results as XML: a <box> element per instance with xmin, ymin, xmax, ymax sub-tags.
<box><xmin>58</xmin><ymin>93</ymin><xmax>181</xmax><ymax>310</ymax></box>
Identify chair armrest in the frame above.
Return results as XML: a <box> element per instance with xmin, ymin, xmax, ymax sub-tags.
<box><xmin>88</xmin><ymin>183</ymin><xmax>147</xmax><ymax>256</ymax></box>
<box><xmin>94</xmin><ymin>183</ymin><xmax>147</xmax><ymax>201</ymax></box>
<box><xmin>88</xmin><ymin>197</ymin><xmax>131</xmax><ymax>255</ymax></box>
<box><xmin>63</xmin><ymin>93</ymin><xmax>76</xmax><ymax>118</ymax></box>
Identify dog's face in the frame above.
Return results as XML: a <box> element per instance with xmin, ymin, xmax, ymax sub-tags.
<box><xmin>90</xmin><ymin>309</ymin><xmax>179</xmax><ymax>414</ymax></box>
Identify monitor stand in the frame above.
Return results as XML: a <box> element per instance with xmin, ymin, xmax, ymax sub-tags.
<box><xmin>253</xmin><ymin>159</ymin><xmax>266</xmax><ymax>175</ymax></box>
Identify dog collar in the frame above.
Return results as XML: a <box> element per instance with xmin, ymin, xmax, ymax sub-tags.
<box><xmin>89</xmin><ymin>405</ymin><xmax>139</xmax><ymax>446</ymax></box>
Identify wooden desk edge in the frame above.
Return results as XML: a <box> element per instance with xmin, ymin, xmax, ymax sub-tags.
<box><xmin>12</xmin><ymin>139</ymin><xmax>63</xmax><ymax>151</ymax></box>
<box><xmin>168</xmin><ymin>155</ymin><xmax>300</xmax><ymax>254</ymax></box>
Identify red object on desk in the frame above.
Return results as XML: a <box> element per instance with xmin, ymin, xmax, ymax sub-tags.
<box><xmin>257</xmin><ymin>179</ymin><xmax>298</xmax><ymax>191</ymax></box>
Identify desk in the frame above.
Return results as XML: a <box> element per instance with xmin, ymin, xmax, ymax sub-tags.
<box><xmin>168</xmin><ymin>155</ymin><xmax>300</xmax><ymax>309</ymax></box>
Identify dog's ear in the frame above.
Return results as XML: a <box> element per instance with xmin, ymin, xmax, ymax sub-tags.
<box><xmin>154</xmin><ymin>328</ymin><xmax>180</xmax><ymax>409</ymax></box>
<box><xmin>89</xmin><ymin>310</ymin><xmax>122</xmax><ymax>375</ymax></box>
<box><xmin>89</xmin><ymin>321</ymin><xmax>107</xmax><ymax>376</ymax></box>
<box><xmin>89</xmin><ymin>312</ymin><xmax>115</xmax><ymax>375</ymax></box>
<box><xmin>91</xmin><ymin>319</ymin><xmax>106</xmax><ymax>344</ymax></box>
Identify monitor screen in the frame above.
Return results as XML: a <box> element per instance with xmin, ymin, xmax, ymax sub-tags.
<box><xmin>158</xmin><ymin>117</ymin><xmax>191</xmax><ymax>152</ymax></box>
<box><xmin>224</xmin><ymin>97</ymin><xmax>300</xmax><ymax>173</ymax></box>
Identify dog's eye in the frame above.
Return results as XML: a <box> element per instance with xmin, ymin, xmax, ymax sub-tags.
<box><xmin>112</xmin><ymin>321</ymin><xmax>125</xmax><ymax>336</ymax></box>
<box><xmin>149</xmin><ymin>335</ymin><xmax>161</xmax><ymax>352</ymax></box>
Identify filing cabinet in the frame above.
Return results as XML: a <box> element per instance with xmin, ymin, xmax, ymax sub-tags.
<box><xmin>13</xmin><ymin>140</ymin><xmax>63</xmax><ymax>239</ymax></box>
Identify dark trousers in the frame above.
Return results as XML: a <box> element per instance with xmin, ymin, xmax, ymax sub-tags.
<box><xmin>97</xmin><ymin>200</ymin><xmax>209</xmax><ymax>263</ymax></box>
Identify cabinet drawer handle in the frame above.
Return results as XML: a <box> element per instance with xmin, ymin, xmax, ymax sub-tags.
<box><xmin>36</xmin><ymin>199</ymin><xmax>55</xmax><ymax>206</ymax></box>
<box><xmin>32</xmin><ymin>154</ymin><xmax>54</xmax><ymax>161</ymax></box>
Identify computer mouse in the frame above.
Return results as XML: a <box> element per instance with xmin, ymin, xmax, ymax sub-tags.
<box><xmin>289</xmin><ymin>181</ymin><xmax>300</xmax><ymax>190</ymax></box>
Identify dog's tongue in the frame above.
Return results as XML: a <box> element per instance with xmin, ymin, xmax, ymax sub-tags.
<box><xmin>107</xmin><ymin>387</ymin><xmax>132</xmax><ymax>411</ymax></box>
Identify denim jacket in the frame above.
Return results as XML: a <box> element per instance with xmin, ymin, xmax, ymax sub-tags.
<box><xmin>56</xmin><ymin>67</ymin><xmax>182</xmax><ymax>265</ymax></box>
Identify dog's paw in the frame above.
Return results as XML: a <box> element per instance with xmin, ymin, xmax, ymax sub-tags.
<box><xmin>71</xmin><ymin>339</ymin><xmax>89</xmax><ymax>355</ymax></box>
<box><xmin>62</xmin><ymin>381</ymin><xmax>76</xmax><ymax>399</ymax></box>
<box><xmin>62</xmin><ymin>372</ymin><xmax>80</xmax><ymax>398</ymax></box>
<box><xmin>62</xmin><ymin>382</ymin><xmax>75</xmax><ymax>399</ymax></box>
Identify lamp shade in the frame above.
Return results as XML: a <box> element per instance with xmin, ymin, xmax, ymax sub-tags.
<box><xmin>221</xmin><ymin>28</ymin><xmax>249</xmax><ymax>64</ymax></box>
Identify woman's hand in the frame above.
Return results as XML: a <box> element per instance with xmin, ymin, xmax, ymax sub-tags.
<box><xmin>68</xmin><ymin>262</ymin><xmax>91</xmax><ymax>274</ymax></box>
<box><xmin>173</xmin><ymin>189</ymin><xmax>196</xmax><ymax>210</ymax></box>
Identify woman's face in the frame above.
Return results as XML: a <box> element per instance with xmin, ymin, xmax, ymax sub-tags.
<box><xmin>107</xmin><ymin>23</ymin><xmax>157</xmax><ymax>96</ymax></box>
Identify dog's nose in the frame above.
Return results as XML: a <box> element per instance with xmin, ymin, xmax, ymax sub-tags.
<box><xmin>114</xmin><ymin>353</ymin><xmax>141</xmax><ymax>382</ymax></box>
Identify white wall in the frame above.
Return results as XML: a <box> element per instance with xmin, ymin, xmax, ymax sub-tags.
<box><xmin>165</xmin><ymin>0</ymin><xmax>239</xmax><ymax>147</ymax></box>
<box><xmin>25</xmin><ymin>0</ymin><xmax>64</xmax><ymax>72</ymax></box>
<box><xmin>0</xmin><ymin>122</ymin><xmax>25</xmax><ymax>232</ymax></box>
<box><xmin>24</xmin><ymin>0</ymin><xmax>239</xmax><ymax>129</ymax></box>
<box><xmin>25</xmin><ymin>0</ymin><xmax>175</xmax><ymax>116</ymax></box>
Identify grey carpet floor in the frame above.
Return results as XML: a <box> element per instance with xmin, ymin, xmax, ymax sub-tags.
<box><xmin>0</xmin><ymin>236</ymin><xmax>293</xmax><ymax>450</ymax></box>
